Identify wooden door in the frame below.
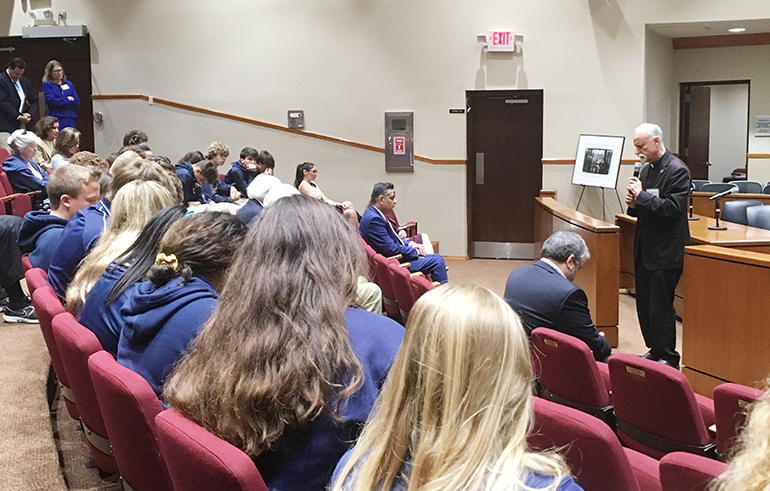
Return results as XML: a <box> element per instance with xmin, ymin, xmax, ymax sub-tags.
<box><xmin>679</xmin><ymin>84</ymin><xmax>711</xmax><ymax>181</ymax></box>
<box><xmin>466</xmin><ymin>90</ymin><xmax>543</xmax><ymax>259</ymax></box>
<box><xmin>0</xmin><ymin>35</ymin><xmax>93</xmax><ymax>152</ymax></box>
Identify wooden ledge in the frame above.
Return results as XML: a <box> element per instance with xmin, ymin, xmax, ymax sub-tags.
<box><xmin>685</xmin><ymin>244</ymin><xmax>770</xmax><ymax>268</ymax></box>
<box><xmin>536</xmin><ymin>197</ymin><xmax>619</xmax><ymax>233</ymax></box>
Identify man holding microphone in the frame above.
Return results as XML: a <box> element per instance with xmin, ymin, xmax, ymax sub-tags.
<box><xmin>625</xmin><ymin>123</ymin><xmax>691</xmax><ymax>369</ymax></box>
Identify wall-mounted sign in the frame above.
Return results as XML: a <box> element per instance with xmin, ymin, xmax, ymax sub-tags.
<box><xmin>756</xmin><ymin>115</ymin><xmax>770</xmax><ymax>137</ymax></box>
<box><xmin>486</xmin><ymin>31</ymin><xmax>515</xmax><ymax>52</ymax></box>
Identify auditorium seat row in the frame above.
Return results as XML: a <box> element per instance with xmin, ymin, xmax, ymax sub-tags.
<box><xmin>531</xmin><ymin>327</ymin><xmax>764</xmax><ymax>464</ymax></box>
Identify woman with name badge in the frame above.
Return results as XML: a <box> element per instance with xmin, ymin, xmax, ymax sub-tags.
<box><xmin>42</xmin><ymin>60</ymin><xmax>80</xmax><ymax>130</ymax></box>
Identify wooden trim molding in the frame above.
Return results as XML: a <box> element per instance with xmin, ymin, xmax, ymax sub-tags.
<box><xmin>92</xmin><ymin>94</ymin><xmax>464</xmax><ymax>165</ymax></box>
<box><xmin>673</xmin><ymin>32</ymin><xmax>770</xmax><ymax>50</ymax></box>
<box><xmin>542</xmin><ymin>158</ymin><xmax>639</xmax><ymax>165</ymax></box>
<box><xmin>748</xmin><ymin>153</ymin><xmax>770</xmax><ymax>159</ymax></box>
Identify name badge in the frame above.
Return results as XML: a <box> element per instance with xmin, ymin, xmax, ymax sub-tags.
<box><xmin>60</xmin><ymin>84</ymin><xmax>70</xmax><ymax>90</ymax></box>
<box><xmin>648</xmin><ymin>188</ymin><xmax>660</xmax><ymax>198</ymax></box>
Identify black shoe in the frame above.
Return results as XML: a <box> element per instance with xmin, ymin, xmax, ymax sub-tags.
<box><xmin>641</xmin><ymin>351</ymin><xmax>658</xmax><ymax>361</ymax></box>
<box><xmin>0</xmin><ymin>296</ymin><xmax>9</xmax><ymax>313</ymax></box>
<box><xmin>3</xmin><ymin>304</ymin><xmax>38</xmax><ymax>324</ymax></box>
<box><xmin>657</xmin><ymin>358</ymin><xmax>680</xmax><ymax>371</ymax></box>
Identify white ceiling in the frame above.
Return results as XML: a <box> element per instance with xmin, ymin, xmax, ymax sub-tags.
<box><xmin>648</xmin><ymin>18</ymin><xmax>770</xmax><ymax>38</ymax></box>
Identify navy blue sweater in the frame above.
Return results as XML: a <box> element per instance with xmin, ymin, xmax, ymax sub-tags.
<box><xmin>224</xmin><ymin>160</ymin><xmax>259</xmax><ymax>196</ymax></box>
<box><xmin>17</xmin><ymin>210</ymin><xmax>68</xmax><ymax>271</ymax></box>
<box><xmin>78</xmin><ymin>262</ymin><xmax>135</xmax><ymax>357</ymax></box>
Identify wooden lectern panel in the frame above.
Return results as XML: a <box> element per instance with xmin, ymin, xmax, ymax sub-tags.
<box><xmin>535</xmin><ymin>198</ymin><xmax>619</xmax><ymax>346</ymax></box>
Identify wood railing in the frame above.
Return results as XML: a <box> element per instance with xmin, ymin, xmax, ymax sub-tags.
<box><xmin>92</xmin><ymin>94</ymin><xmax>465</xmax><ymax>165</ymax></box>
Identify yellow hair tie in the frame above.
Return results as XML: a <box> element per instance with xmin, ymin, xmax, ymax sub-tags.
<box><xmin>154</xmin><ymin>253</ymin><xmax>179</xmax><ymax>272</ymax></box>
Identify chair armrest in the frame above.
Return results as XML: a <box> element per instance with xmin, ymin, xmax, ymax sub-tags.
<box><xmin>386</xmin><ymin>254</ymin><xmax>402</xmax><ymax>261</ymax></box>
<box><xmin>409</xmin><ymin>272</ymin><xmax>424</xmax><ymax>277</ymax></box>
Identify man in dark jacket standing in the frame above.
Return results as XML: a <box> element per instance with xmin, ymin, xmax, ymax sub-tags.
<box><xmin>626</xmin><ymin>123</ymin><xmax>691</xmax><ymax>369</ymax></box>
<box><xmin>0</xmin><ymin>58</ymin><xmax>38</xmax><ymax>150</ymax></box>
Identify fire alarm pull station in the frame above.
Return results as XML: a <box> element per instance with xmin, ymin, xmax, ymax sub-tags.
<box><xmin>385</xmin><ymin>112</ymin><xmax>414</xmax><ymax>172</ymax></box>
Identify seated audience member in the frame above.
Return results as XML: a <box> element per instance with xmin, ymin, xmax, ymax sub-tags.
<box><xmin>18</xmin><ymin>165</ymin><xmax>101</xmax><ymax>272</ymax></box>
<box><xmin>713</xmin><ymin>382</ymin><xmax>770</xmax><ymax>491</ymax></box>
<box><xmin>332</xmin><ymin>284</ymin><xmax>581</xmax><ymax>491</ymax></box>
<box><xmin>79</xmin><ymin>205</ymin><xmax>187</xmax><ymax>356</ymax></box>
<box><xmin>257</xmin><ymin>150</ymin><xmax>275</xmax><ymax>175</ymax></box>
<box><xmin>175</xmin><ymin>153</ymin><xmax>218</xmax><ymax>207</ymax></box>
<box><xmin>106</xmin><ymin>129</ymin><xmax>149</xmax><ymax>165</ymax></box>
<box><xmin>49</xmin><ymin>127</ymin><xmax>81</xmax><ymax>170</ymax></box>
<box><xmin>205</xmin><ymin>141</ymin><xmax>240</xmax><ymax>202</ymax></box>
<box><xmin>224</xmin><ymin>146</ymin><xmax>260</xmax><ymax>196</ymax></box>
<box><xmin>47</xmin><ymin>156</ymin><xmax>178</xmax><ymax>300</ymax></box>
<box><xmin>65</xmin><ymin>180</ymin><xmax>176</xmax><ymax>314</ymax></box>
<box><xmin>0</xmin><ymin>216</ymin><xmax>37</xmax><ymax>323</ymax></box>
<box><xmin>236</xmin><ymin>173</ymin><xmax>280</xmax><ymax>226</ymax></box>
<box><xmin>117</xmin><ymin>212</ymin><xmax>247</xmax><ymax>395</ymax></box>
<box><xmin>359</xmin><ymin>182</ymin><xmax>448</xmax><ymax>283</ymax></box>
<box><xmin>503</xmin><ymin>231</ymin><xmax>611</xmax><ymax>362</ymax></box>
<box><xmin>68</xmin><ymin>151</ymin><xmax>110</xmax><ymax>170</ymax></box>
<box><xmin>163</xmin><ymin>195</ymin><xmax>405</xmax><ymax>491</ymax></box>
<box><xmin>3</xmin><ymin>129</ymin><xmax>48</xmax><ymax>200</ymax></box>
<box><xmin>294</xmin><ymin>162</ymin><xmax>358</xmax><ymax>228</ymax></box>
<box><xmin>34</xmin><ymin>116</ymin><xmax>59</xmax><ymax>169</ymax></box>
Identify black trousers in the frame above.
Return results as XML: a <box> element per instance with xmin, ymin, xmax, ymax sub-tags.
<box><xmin>634</xmin><ymin>262</ymin><xmax>682</xmax><ymax>366</ymax></box>
<box><xmin>0</xmin><ymin>215</ymin><xmax>24</xmax><ymax>289</ymax></box>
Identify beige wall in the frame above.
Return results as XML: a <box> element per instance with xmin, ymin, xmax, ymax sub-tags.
<box><xmin>7</xmin><ymin>1</ymin><xmax>770</xmax><ymax>255</ymax></box>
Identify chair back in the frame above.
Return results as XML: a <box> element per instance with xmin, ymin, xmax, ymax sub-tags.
<box><xmin>385</xmin><ymin>210</ymin><xmax>417</xmax><ymax>237</ymax></box>
<box><xmin>371</xmin><ymin>253</ymin><xmax>402</xmax><ymax>323</ymax></box>
<box><xmin>387</xmin><ymin>261</ymin><xmax>415</xmax><ymax>323</ymax></box>
<box><xmin>408</xmin><ymin>274</ymin><xmax>434</xmax><ymax>304</ymax></box>
<box><xmin>531</xmin><ymin>328</ymin><xmax>612</xmax><ymax>424</ymax></box>
<box><xmin>720</xmin><ymin>200</ymin><xmax>763</xmax><ymax>225</ymax></box>
<box><xmin>608</xmin><ymin>354</ymin><xmax>715</xmax><ymax>459</ymax></box>
<box><xmin>691</xmin><ymin>180</ymin><xmax>711</xmax><ymax>191</ymax></box>
<box><xmin>659</xmin><ymin>452</ymin><xmax>727</xmax><ymax>491</ymax></box>
<box><xmin>0</xmin><ymin>168</ymin><xmax>33</xmax><ymax>218</ymax></box>
<box><xmin>747</xmin><ymin>205</ymin><xmax>770</xmax><ymax>230</ymax></box>
<box><xmin>713</xmin><ymin>382</ymin><xmax>765</xmax><ymax>458</ymax></box>
<box><xmin>25</xmin><ymin>267</ymin><xmax>48</xmax><ymax>294</ymax></box>
<box><xmin>733</xmin><ymin>180</ymin><xmax>763</xmax><ymax>194</ymax></box>
<box><xmin>31</xmin><ymin>285</ymin><xmax>78</xmax><ymax>419</ymax></box>
<box><xmin>701</xmin><ymin>183</ymin><xmax>738</xmax><ymax>194</ymax></box>
<box><xmin>21</xmin><ymin>254</ymin><xmax>32</xmax><ymax>272</ymax></box>
<box><xmin>763</xmin><ymin>182</ymin><xmax>770</xmax><ymax>195</ymax></box>
<box><xmin>155</xmin><ymin>409</ymin><xmax>269</xmax><ymax>491</ymax></box>
<box><xmin>89</xmin><ymin>350</ymin><xmax>174</xmax><ymax>491</ymax></box>
<box><xmin>52</xmin><ymin>312</ymin><xmax>116</xmax><ymax>474</ymax></box>
<box><xmin>529</xmin><ymin>398</ymin><xmax>644</xmax><ymax>491</ymax></box>
<box><xmin>0</xmin><ymin>148</ymin><xmax>8</xmax><ymax>161</ymax></box>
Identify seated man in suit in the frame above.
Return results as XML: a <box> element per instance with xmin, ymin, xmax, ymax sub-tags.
<box><xmin>359</xmin><ymin>182</ymin><xmax>447</xmax><ymax>283</ymax></box>
<box><xmin>503</xmin><ymin>231</ymin><xmax>610</xmax><ymax>362</ymax></box>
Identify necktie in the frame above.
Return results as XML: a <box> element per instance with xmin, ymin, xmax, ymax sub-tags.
<box><xmin>14</xmin><ymin>80</ymin><xmax>24</xmax><ymax>113</ymax></box>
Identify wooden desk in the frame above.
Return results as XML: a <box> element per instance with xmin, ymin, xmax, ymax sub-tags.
<box><xmin>682</xmin><ymin>245</ymin><xmax>770</xmax><ymax>395</ymax></box>
<box><xmin>535</xmin><ymin>197</ymin><xmax>619</xmax><ymax>346</ymax></box>
<box><xmin>691</xmin><ymin>191</ymin><xmax>770</xmax><ymax>218</ymax></box>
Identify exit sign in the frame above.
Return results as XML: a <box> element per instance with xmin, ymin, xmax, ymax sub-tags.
<box><xmin>487</xmin><ymin>31</ymin><xmax>515</xmax><ymax>52</ymax></box>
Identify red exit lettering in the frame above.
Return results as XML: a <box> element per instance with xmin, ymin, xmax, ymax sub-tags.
<box><xmin>491</xmin><ymin>32</ymin><xmax>510</xmax><ymax>45</ymax></box>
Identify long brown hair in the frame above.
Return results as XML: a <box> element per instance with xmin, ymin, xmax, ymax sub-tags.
<box><xmin>164</xmin><ymin>195</ymin><xmax>366</xmax><ymax>457</ymax></box>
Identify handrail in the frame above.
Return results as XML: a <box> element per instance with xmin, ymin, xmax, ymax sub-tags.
<box><xmin>92</xmin><ymin>94</ymin><xmax>465</xmax><ymax>165</ymax></box>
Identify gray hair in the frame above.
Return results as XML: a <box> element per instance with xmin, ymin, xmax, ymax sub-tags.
<box><xmin>263</xmin><ymin>183</ymin><xmax>300</xmax><ymax>208</ymax></box>
<box><xmin>540</xmin><ymin>231</ymin><xmax>590</xmax><ymax>263</ymax></box>
<box><xmin>635</xmin><ymin>123</ymin><xmax>663</xmax><ymax>143</ymax></box>
<box><xmin>370</xmin><ymin>182</ymin><xmax>394</xmax><ymax>205</ymax></box>
<box><xmin>247</xmin><ymin>174</ymin><xmax>281</xmax><ymax>202</ymax></box>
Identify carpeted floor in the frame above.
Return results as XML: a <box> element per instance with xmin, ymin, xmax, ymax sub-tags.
<box><xmin>0</xmin><ymin>260</ymin><xmax>681</xmax><ymax>489</ymax></box>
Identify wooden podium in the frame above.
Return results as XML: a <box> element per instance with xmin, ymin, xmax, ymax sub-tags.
<box><xmin>535</xmin><ymin>197</ymin><xmax>619</xmax><ymax>346</ymax></box>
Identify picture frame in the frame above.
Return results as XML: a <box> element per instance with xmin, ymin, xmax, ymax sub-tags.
<box><xmin>571</xmin><ymin>134</ymin><xmax>626</xmax><ymax>189</ymax></box>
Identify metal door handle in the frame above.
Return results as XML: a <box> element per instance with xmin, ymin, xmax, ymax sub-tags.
<box><xmin>476</xmin><ymin>152</ymin><xmax>484</xmax><ymax>185</ymax></box>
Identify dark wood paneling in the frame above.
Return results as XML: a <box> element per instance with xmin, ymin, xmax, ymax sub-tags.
<box><xmin>674</xmin><ymin>32</ymin><xmax>770</xmax><ymax>50</ymax></box>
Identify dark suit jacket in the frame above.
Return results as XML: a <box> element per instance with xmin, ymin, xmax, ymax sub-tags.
<box><xmin>628</xmin><ymin>150</ymin><xmax>691</xmax><ymax>271</ymax></box>
<box><xmin>0</xmin><ymin>71</ymin><xmax>38</xmax><ymax>133</ymax></box>
<box><xmin>503</xmin><ymin>260</ymin><xmax>611</xmax><ymax>361</ymax></box>
<box><xmin>359</xmin><ymin>205</ymin><xmax>419</xmax><ymax>261</ymax></box>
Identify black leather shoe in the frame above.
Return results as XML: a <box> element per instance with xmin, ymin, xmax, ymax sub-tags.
<box><xmin>640</xmin><ymin>351</ymin><xmax>658</xmax><ymax>360</ymax></box>
<box><xmin>657</xmin><ymin>358</ymin><xmax>680</xmax><ymax>371</ymax></box>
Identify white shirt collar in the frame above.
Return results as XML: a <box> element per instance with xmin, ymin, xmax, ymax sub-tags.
<box><xmin>538</xmin><ymin>257</ymin><xmax>566</xmax><ymax>278</ymax></box>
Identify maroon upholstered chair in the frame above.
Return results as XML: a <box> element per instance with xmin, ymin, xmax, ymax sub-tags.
<box><xmin>408</xmin><ymin>273</ymin><xmax>434</xmax><ymax>304</ymax></box>
<box><xmin>659</xmin><ymin>452</ymin><xmax>727</xmax><ymax>491</ymax></box>
<box><xmin>89</xmin><ymin>351</ymin><xmax>173</xmax><ymax>491</ymax></box>
<box><xmin>25</xmin><ymin>267</ymin><xmax>48</xmax><ymax>295</ymax></box>
<box><xmin>21</xmin><ymin>254</ymin><xmax>32</xmax><ymax>272</ymax></box>
<box><xmin>52</xmin><ymin>312</ymin><xmax>116</xmax><ymax>474</ymax></box>
<box><xmin>31</xmin><ymin>286</ymin><xmax>78</xmax><ymax>419</ymax></box>
<box><xmin>531</xmin><ymin>327</ymin><xmax>613</xmax><ymax>426</ymax></box>
<box><xmin>371</xmin><ymin>253</ymin><xmax>403</xmax><ymax>323</ymax></box>
<box><xmin>0</xmin><ymin>168</ymin><xmax>34</xmax><ymax>218</ymax></box>
<box><xmin>155</xmin><ymin>409</ymin><xmax>269</xmax><ymax>491</ymax></box>
<box><xmin>713</xmin><ymin>382</ymin><xmax>765</xmax><ymax>458</ymax></box>
<box><xmin>387</xmin><ymin>261</ymin><xmax>417</xmax><ymax>323</ymax></box>
<box><xmin>609</xmin><ymin>354</ymin><xmax>717</xmax><ymax>460</ymax></box>
<box><xmin>530</xmin><ymin>397</ymin><xmax>661</xmax><ymax>491</ymax></box>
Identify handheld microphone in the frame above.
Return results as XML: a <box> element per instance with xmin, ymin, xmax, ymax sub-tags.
<box><xmin>708</xmin><ymin>187</ymin><xmax>737</xmax><ymax>201</ymax></box>
<box><xmin>633</xmin><ymin>162</ymin><xmax>642</xmax><ymax>177</ymax></box>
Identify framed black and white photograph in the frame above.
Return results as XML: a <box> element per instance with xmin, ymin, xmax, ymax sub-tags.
<box><xmin>571</xmin><ymin>134</ymin><xmax>625</xmax><ymax>189</ymax></box>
